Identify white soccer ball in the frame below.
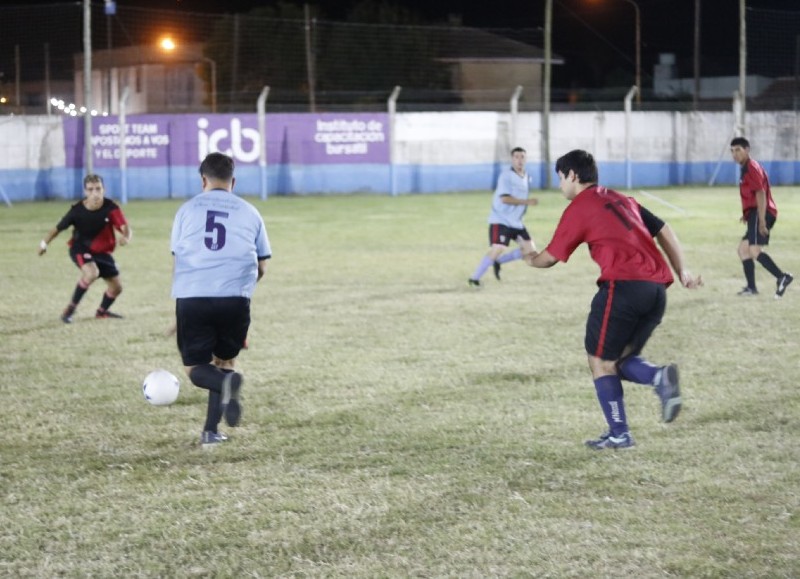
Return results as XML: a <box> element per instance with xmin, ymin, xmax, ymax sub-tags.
<box><xmin>142</xmin><ymin>369</ymin><xmax>180</xmax><ymax>406</ymax></box>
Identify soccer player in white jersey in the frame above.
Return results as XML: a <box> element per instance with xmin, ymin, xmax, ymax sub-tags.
<box><xmin>468</xmin><ymin>147</ymin><xmax>539</xmax><ymax>287</ymax></box>
<box><xmin>171</xmin><ymin>152</ymin><xmax>272</xmax><ymax>446</ymax></box>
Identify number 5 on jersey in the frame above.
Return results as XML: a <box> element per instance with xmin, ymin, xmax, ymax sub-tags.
<box><xmin>205</xmin><ymin>210</ymin><xmax>229</xmax><ymax>250</ymax></box>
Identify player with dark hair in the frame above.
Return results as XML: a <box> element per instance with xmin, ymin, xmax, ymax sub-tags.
<box><xmin>526</xmin><ymin>149</ymin><xmax>703</xmax><ymax>450</ymax></box>
<box><xmin>468</xmin><ymin>147</ymin><xmax>538</xmax><ymax>286</ymax></box>
<box><xmin>171</xmin><ymin>152</ymin><xmax>271</xmax><ymax>447</ymax></box>
<box><xmin>38</xmin><ymin>174</ymin><xmax>131</xmax><ymax>323</ymax></box>
<box><xmin>730</xmin><ymin>137</ymin><xmax>793</xmax><ymax>298</ymax></box>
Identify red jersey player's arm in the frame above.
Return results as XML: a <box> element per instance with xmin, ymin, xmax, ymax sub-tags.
<box><xmin>117</xmin><ymin>223</ymin><xmax>132</xmax><ymax>246</ymax></box>
<box><xmin>655</xmin><ymin>223</ymin><xmax>703</xmax><ymax>289</ymax></box>
<box><xmin>109</xmin><ymin>206</ymin><xmax>132</xmax><ymax>245</ymax></box>
<box><xmin>38</xmin><ymin>227</ymin><xmax>61</xmax><ymax>256</ymax></box>
<box><xmin>525</xmin><ymin>249</ymin><xmax>559</xmax><ymax>268</ymax></box>
<box><xmin>755</xmin><ymin>189</ymin><xmax>768</xmax><ymax>235</ymax></box>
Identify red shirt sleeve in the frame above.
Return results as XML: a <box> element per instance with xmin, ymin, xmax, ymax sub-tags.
<box><xmin>108</xmin><ymin>205</ymin><xmax>127</xmax><ymax>229</ymax></box>
<box><xmin>545</xmin><ymin>201</ymin><xmax>585</xmax><ymax>263</ymax></box>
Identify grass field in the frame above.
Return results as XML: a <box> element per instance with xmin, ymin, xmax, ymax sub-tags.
<box><xmin>1</xmin><ymin>186</ymin><xmax>799</xmax><ymax>577</ymax></box>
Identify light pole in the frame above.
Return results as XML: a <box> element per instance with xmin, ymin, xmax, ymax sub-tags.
<box><xmin>543</xmin><ymin>0</ymin><xmax>553</xmax><ymax>188</ymax></box>
<box><xmin>693</xmin><ymin>0</ymin><xmax>701</xmax><ymax>110</ymax></box>
<box><xmin>621</xmin><ymin>0</ymin><xmax>641</xmax><ymax>106</ymax></box>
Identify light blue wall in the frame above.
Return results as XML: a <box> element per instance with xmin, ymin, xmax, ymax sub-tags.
<box><xmin>1</xmin><ymin>111</ymin><xmax>799</xmax><ymax>202</ymax></box>
<box><xmin>1</xmin><ymin>160</ymin><xmax>785</xmax><ymax>202</ymax></box>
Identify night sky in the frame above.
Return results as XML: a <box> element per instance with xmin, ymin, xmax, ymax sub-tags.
<box><xmin>3</xmin><ymin>0</ymin><xmax>799</xmax><ymax>88</ymax></box>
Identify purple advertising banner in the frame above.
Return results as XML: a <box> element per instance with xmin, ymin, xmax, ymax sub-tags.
<box><xmin>64</xmin><ymin>113</ymin><xmax>389</xmax><ymax>168</ymax></box>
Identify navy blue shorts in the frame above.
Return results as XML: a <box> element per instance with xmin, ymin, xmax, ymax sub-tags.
<box><xmin>69</xmin><ymin>247</ymin><xmax>119</xmax><ymax>279</ymax></box>
<box><xmin>175</xmin><ymin>297</ymin><xmax>251</xmax><ymax>367</ymax></box>
<box><xmin>742</xmin><ymin>211</ymin><xmax>776</xmax><ymax>246</ymax></box>
<box><xmin>585</xmin><ymin>280</ymin><xmax>666</xmax><ymax>361</ymax></box>
<box><xmin>489</xmin><ymin>224</ymin><xmax>530</xmax><ymax>246</ymax></box>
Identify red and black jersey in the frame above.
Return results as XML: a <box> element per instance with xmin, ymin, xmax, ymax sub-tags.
<box><xmin>739</xmin><ymin>158</ymin><xmax>777</xmax><ymax>219</ymax></box>
<box><xmin>56</xmin><ymin>198</ymin><xmax>127</xmax><ymax>254</ymax></box>
<box><xmin>545</xmin><ymin>185</ymin><xmax>673</xmax><ymax>286</ymax></box>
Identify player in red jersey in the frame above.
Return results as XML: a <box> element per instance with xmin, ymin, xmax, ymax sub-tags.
<box><xmin>526</xmin><ymin>150</ymin><xmax>702</xmax><ymax>450</ymax></box>
<box><xmin>730</xmin><ymin>137</ymin><xmax>793</xmax><ymax>298</ymax></box>
<box><xmin>38</xmin><ymin>174</ymin><xmax>132</xmax><ymax>323</ymax></box>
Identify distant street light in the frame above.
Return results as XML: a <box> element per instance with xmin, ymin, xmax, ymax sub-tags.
<box><xmin>159</xmin><ymin>37</ymin><xmax>217</xmax><ymax>113</ymax></box>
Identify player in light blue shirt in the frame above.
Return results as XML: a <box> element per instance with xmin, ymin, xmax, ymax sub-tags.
<box><xmin>468</xmin><ymin>147</ymin><xmax>538</xmax><ymax>286</ymax></box>
<box><xmin>170</xmin><ymin>152</ymin><xmax>271</xmax><ymax>446</ymax></box>
<box><xmin>171</xmin><ymin>189</ymin><xmax>271</xmax><ymax>299</ymax></box>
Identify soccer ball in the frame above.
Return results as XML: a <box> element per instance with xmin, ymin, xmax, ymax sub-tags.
<box><xmin>142</xmin><ymin>369</ymin><xmax>180</xmax><ymax>406</ymax></box>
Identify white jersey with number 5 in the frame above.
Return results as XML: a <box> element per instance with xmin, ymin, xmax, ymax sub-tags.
<box><xmin>171</xmin><ymin>189</ymin><xmax>271</xmax><ymax>298</ymax></box>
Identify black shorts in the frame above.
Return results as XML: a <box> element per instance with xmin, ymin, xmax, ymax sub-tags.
<box><xmin>742</xmin><ymin>211</ymin><xmax>776</xmax><ymax>246</ymax></box>
<box><xmin>489</xmin><ymin>224</ymin><xmax>530</xmax><ymax>246</ymax></box>
<box><xmin>69</xmin><ymin>247</ymin><xmax>119</xmax><ymax>278</ymax></box>
<box><xmin>585</xmin><ymin>280</ymin><xmax>666</xmax><ymax>361</ymax></box>
<box><xmin>176</xmin><ymin>297</ymin><xmax>251</xmax><ymax>367</ymax></box>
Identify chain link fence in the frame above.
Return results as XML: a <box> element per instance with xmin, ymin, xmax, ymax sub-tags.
<box><xmin>0</xmin><ymin>3</ymin><xmax>797</xmax><ymax>115</ymax></box>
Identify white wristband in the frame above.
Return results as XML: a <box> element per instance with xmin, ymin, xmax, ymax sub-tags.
<box><xmin>40</xmin><ymin>240</ymin><xmax>48</xmax><ymax>251</ymax></box>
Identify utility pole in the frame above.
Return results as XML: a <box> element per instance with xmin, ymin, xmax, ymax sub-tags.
<box><xmin>693</xmin><ymin>0</ymin><xmax>701</xmax><ymax>111</ymax></box>
<box><xmin>83</xmin><ymin>0</ymin><xmax>93</xmax><ymax>174</ymax></box>
<box><xmin>304</xmin><ymin>4</ymin><xmax>317</xmax><ymax>112</ymax></box>
<box><xmin>543</xmin><ymin>0</ymin><xmax>552</xmax><ymax>188</ymax></box>
<box><xmin>737</xmin><ymin>0</ymin><xmax>746</xmax><ymax>136</ymax></box>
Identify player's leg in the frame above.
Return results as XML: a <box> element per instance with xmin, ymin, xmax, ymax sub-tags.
<box><xmin>176</xmin><ymin>298</ymin><xmax>231</xmax><ymax>443</ymax></box>
<box><xmin>94</xmin><ymin>255</ymin><xmax>123</xmax><ymax>318</ymax></box>
<box><xmin>61</xmin><ymin>250</ymin><xmax>100</xmax><ymax>323</ymax></box>
<box><xmin>613</xmin><ymin>283</ymin><xmax>680</xmax><ymax>422</ymax></box>
<box><xmin>738</xmin><ymin>214</ymin><xmax>759</xmax><ymax>295</ymax></box>
<box><xmin>750</xmin><ymin>214</ymin><xmax>792</xmax><ymax>296</ymax></box>
<box><xmin>738</xmin><ymin>240</ymin><xmax>758</xmax><ymax>295</ymax></box>
<box><xmin>495</xmin><ymin>229</ymin><xmax>534</xmax><ymax>273</ymax></box>
<box><xmin>212</xmin><ymin>297</ymin><xmax>250</xmax><ymax>428</ymax></box>
<box><xmin>469</xmin><ymin>225</ymin><xmax>508</xmax><ymax>285</ymax></box>
<box><xmin>582</xmin><ymin>282</ymin><xmax>635</xmax><ymax>449</ymax></box>
<box><xmin>96</xmin><ymin>276</ymin><xmax>123</xmax><ymax>318</ymax></box>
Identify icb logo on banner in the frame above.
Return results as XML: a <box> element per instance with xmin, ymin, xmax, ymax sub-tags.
<box><xmin>197</xmin><ymin>117</ymin><xmax>260</xmax><ymax>164</ymax></box>
<box><xmin>196</xmin><ymin>114</ymin><xmax>389</xmax><ymax>166</ymax></box>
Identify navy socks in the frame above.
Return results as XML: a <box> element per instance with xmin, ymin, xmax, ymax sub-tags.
<box><xmin>593</xmin><ymin>375</ymin><xmax>628</xmax><ymax>437</ymax></box>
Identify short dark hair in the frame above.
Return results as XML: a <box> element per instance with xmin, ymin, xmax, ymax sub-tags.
<box><xmin>511</xmin><ymin>147</ymin><xmax>526</xmax><ymax>155</ymax></box>
<box><xmin>555</xmin><ymin>149</ymin><xmax>598</xmax><ymax>184</ymax></box>
<box><xmin>83</xmin><ymin>174</ymin><xmax>104</xmax><ymax>188</ymax></box>
<box><xmin>199</xmin><ymin>152</ymin><xmax>235</xmax><ymax>181</ymax></box>
<box><xmin>730</xmin><ymin>137</ymin><xmax>750</xmax><ymax>149</ymax></box>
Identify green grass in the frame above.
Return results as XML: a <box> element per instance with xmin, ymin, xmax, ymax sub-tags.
<box><xmin>1</xmin><ymin>187</ymin><xmax>799</xmax><ymax>577</ymax></box>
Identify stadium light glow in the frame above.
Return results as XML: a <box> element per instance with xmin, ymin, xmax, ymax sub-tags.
<box><xmin>159</xmin><ymin>36</ymin><xmax>176</xmax><ymax>52</ymax></box>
